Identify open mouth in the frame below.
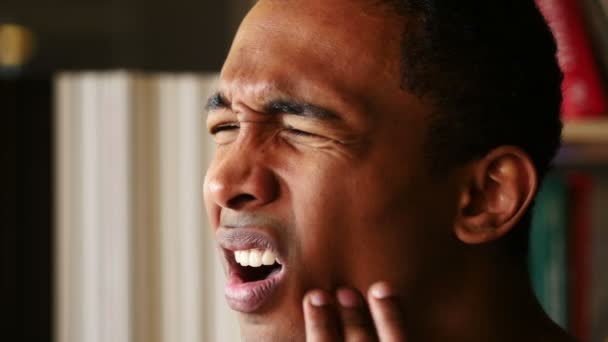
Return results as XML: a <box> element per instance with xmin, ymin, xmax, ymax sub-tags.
<box><xmin>218</xmin><ymin>228</ymin><xmax>287</xmax><ymax>312</ymax></box>
<box><xmin>231</xmin><ymin>249</ymin><xmax>283</xmax><ymax>283</ymax></box>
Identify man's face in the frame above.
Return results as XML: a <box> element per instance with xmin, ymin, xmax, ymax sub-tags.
<box><xmin>204</xmin><ymin>0</ymin><xmax>463</xmax><ymax>340</ymax></box>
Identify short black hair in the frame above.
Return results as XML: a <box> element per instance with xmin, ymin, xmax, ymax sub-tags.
<box><xmin>384</xmin><ymin>1</ymin><xmax>563</xmax><ymax>262</ymax></box>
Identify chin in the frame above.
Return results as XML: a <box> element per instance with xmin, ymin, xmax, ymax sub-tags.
<box><xmin>238</xmin><ymin>313</ymin><xmax>304</xmax><ymax>342</ymax></box>
<box><xmin>240</xmin><ymin>324</ymin><xmax>304</xmax><ymax>342</ymax></box>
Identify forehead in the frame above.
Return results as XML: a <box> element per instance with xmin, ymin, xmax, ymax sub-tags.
<box><xmin>243</xmin><ymin>0</ymin><xmax>400</xmax><ymax>52</ymax></box>
<box><xmin>220</xmin><ymin>0</ymin><xmax>404</xmax><ymax>107</ymax></box>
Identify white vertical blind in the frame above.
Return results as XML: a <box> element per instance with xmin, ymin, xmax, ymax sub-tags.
<box><xmin>158</xmin><ymin>75</ymin><xmax>180</xmax><ymax>342</ymax></box>
<box><xmin>175</xmin><ymin>76</ymin><xmax>204</xmax><ymax>342</ymax></box>
<box><xmin>54</xmin><ymin>71</ymin><xmax>241</xmax><ymax>342</ymax></box>
<box><xmin>79</xmin><ymin>73</ymin><xmax>103</xmax><ymax>342</ymax></box>
<box><xmin>131</xmin><ymin>74</ymin><xmax>162</xmax><ymax>342</ymax></box>
<box><xmin>55</xmin><ymin>72</ymin><xmax>80</xmax><ymax>342</ymax></box>
<box><xmin>98</xmin><ymin>73</ymin><xmax>132</xmax><ymax>342</ymax></box>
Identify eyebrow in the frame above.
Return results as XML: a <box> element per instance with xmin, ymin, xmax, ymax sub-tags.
<box><xmin>205</xmin><ymin>91</ymin><xmax>339</xmax><ymax>121</ymax></box>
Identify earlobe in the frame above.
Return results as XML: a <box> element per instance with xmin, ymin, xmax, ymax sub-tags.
<box><xmin>454</xmin><ymin>148</ymin><xmax>537</xmax><ymax>245</ymax></box>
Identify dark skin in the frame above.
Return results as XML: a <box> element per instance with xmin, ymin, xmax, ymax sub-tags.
<box><xmin>204</xmin><ymin>0</ymin><xmax>577</xmax><ymax>341</ymax></box>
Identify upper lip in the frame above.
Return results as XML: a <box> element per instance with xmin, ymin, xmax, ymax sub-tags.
<box><xmin>216</xmin><ymin>227</ymin><xmax>286</xmax><ymax>266</ymax></box>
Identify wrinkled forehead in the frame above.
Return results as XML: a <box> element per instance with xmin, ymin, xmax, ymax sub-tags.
<box><xmin>221</xmin><ymin>0</ymin><xmax>404</xmax><ymax>96</ymax></box>
<box><xmin>241</xmin><ymin>0</ymin><xmax>401</xmax><ymax>47</ymax></box>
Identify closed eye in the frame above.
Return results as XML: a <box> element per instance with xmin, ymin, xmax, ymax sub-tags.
<box><xmin>285</xmin><ymin>126</ymin><xmax>316</xmax><ymax>137</ymax></box>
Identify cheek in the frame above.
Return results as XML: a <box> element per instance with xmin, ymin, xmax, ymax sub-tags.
<box><xmin>282</xmin><ymin>159</ymin><xmax>418</xmax><ymax>287</ymax></box>
<box><xmin>284</xmin><ymin>154</ymin><xmax>456</xmax><ymax>293</ymax></box>
<box><xmin>286</xmin><ymin>163</ymin><xmax>350</xmax><ymax>288</ymax></box>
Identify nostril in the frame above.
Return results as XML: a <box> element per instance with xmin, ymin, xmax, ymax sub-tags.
<box><xmin>227</xmin><ymin>193</ymin><xmax>257</xmax><ymax>209</ymax></box>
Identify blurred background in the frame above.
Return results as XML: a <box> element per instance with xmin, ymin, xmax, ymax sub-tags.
<box><xmin>2</xmin><ymin>0</ymin><xmax>608</xmax><ymax>341</ymax></box>
<box><xmin>2</xmin><ymin>1</ymin><xmax>254</xmax><ymax>341</ymax></box>
<box><xmin>0</xmin><ymin>0</ymin><xmax>252</xmax><ymax>73</ymax></box>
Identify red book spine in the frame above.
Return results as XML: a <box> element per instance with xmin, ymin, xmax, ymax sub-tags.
<box><xmin>536</xmin><ymin>0</ymin><xmax>607</xmax><ymax>119</ymax></box>
<box><xmin>567</xmin><ymin>173</ymin><xmax>592</xmax><ymax>341</ymax></box>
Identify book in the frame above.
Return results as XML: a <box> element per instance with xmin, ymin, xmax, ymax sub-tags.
<box><xmin>529</xmin><ymin>174</ymin><xmax>569</xmax><ymax>328</ymax></box>
<box><xmin>581</xmin><ymin>0</ymin><xmax>608</xmax><ymax>98</ymax></box>
<box><xmin>590</xmin><ymin>174</ymin><xmax>608</xmax><ymax>342</ymax></box>
<box><xmin>536</xmin><ymin>0</ymin><xmax>608</xmax><ymax>119</ymax></box>
<box><xmin>600</xmin><ymin>0</ymin><xmax>608</xmax><ymax>19</ymax></box>
<box><xmin>567</xmin><ymin>173</ymin><xmax>593</xmax><ymax>341</ymax></box>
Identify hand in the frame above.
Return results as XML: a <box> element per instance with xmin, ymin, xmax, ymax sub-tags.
<box><xmin>303</xmin><ymin>282</ymin><xmax>407</xmax><ymax>341</ymax></box>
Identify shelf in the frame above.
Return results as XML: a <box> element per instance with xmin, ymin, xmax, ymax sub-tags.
<box><xmin>555</xmin><ymin>119</ymin><xmax>608</xmax><ymax>166</ymax></box>
<box><xmin>555</xmin><ymin>143</ymin><xmax>608</xmax><ymax>166</ymax></box>
<box><xmin>562</xmin><ymin>119</ymin><xmax>608</xmax><ymax>144</ymax></box>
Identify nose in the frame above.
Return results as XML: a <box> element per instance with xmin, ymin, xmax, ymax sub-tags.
<box><xmin>205</xmin><ymin>143</ymin><xmax>280</xmax><ymax>211</ymax></box>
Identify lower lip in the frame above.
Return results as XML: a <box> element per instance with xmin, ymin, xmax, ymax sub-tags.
<box><xmin>225</xmin><ymin>269</ymin><xmax>285</xmax><ymax>313</ymax></box>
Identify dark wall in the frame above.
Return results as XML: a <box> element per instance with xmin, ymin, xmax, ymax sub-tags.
<box><xmin>1</xmin><ymin>79</ymin><xmax>53</xmax><ymax>342</ymax></box>
<box><xmin>0</xmin><ymin>0</ymin><xmax>252</xmax><ymax>74</ymax></box>
<box><xmin>1</xmin><ymin>82</ymin><xmax>18</xmax><ymax>341</ymax></box>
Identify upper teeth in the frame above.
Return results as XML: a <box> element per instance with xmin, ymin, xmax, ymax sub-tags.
<box><xmin>235</xmin><ymin>249</ymin><xmax>281</xmax><ymax>267</ymax></box>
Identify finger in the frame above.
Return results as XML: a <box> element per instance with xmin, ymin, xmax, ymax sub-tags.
<box><xmin>368</xmin><ymin>282</ymin><xmax>407</xmax><ymax>342</ymax></box>
<box><xmin>304</xmin><ymin>289</ymin><xmax>341</xmax><ymax>341</ymax></box>
<box><xmin>336</xmin><ymin>287</ymin><xmax>377</xmax><ymax>342</ymax></box>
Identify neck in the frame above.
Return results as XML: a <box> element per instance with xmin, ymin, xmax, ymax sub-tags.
<box><xmin>405</xmin><ymin>245</ymin><xmax>573</xmax><ymax>342</ymax></box>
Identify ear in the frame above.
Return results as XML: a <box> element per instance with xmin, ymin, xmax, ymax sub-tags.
<box><xmin>454</xmin><ymin>146</ymin><xmax>538</xmax><ymax>244</ymax></box>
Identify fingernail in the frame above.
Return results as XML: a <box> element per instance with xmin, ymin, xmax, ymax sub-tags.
<box><xmin>336</xmin><ymin>288</ymin><xmax>363</xmax><ymax>308</ymax></box>
<box><xmin>370</xmin><ymin>282</ymin><xmax>393</xmax><ymax>300</ymax></box>
<box><xmin>309</xmin><ymin>291</ymin><xmax>330</xmax><ymax>307</ymax></box>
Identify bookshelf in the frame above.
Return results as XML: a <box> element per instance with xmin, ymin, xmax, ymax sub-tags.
<box><xmin>545</xmin><ymin>117</ymin><xmax>608</xmax><ymax>342</ymax></box>
<box><xmin>556</xmin><ymin>119</ymin><xmax>608</xmax><ymax>166</ymax></box>
<box><xmin>562</xmin><ymin>119</ymin><xmax>608</xmax><ymax>144</ymax></box>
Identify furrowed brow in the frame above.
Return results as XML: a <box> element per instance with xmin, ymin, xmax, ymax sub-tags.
<box><xmin>205</xmin><ymin>92</ymin><xmax>340</xmax><ymax>121</ymax></box>
<box><xmin>265</xmin><ymin>100</ymin><xmax>339</xmax><ymax>120</ymax></box>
